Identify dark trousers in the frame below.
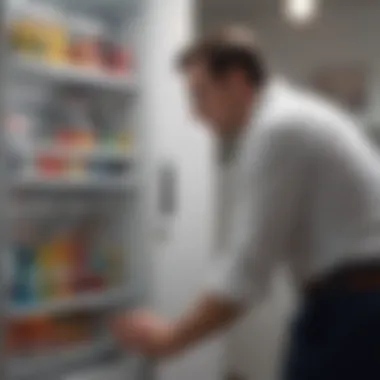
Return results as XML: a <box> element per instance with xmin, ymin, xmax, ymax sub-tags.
<box><xmin>284</xmin><ymin>289</ymin><xmax>380</xmax><ymax>380</ymax></box>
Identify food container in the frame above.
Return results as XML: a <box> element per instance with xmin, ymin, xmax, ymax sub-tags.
<box><xmin>68</xmin><ymin>17</ymin><xmax>104</xmax><ymax>68</ymax></box>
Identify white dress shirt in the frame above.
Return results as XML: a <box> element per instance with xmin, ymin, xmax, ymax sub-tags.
<box><xmin>207</xmin><ymin>79</ymin><xmax>380</xmax><ymax>306</ymax></box>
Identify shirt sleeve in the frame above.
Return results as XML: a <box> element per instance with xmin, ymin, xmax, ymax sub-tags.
<box><xmin>205</xmin><ymin>120</ymin><xmax>309</xmax><ymax>307</ymax></box>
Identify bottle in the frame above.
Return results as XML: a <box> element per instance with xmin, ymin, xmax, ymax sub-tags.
<box><xmin>12</xmin><ymin>243</ymin><xmax>37</xmax><ymax>305</ymax></box>
<box><xmin>68</xmin><ymin>17</ymin><xmax>103</xmax><ymax>68</ymax></box>
<box><xmin>29</xmin><ymin>315</ymin><xmax>53</xmax><ymax>350</ymax></box>
<box><xmin>56</xmin><ymin>89</ymin><xmax>96</xmax><ymax>150</ymax></box>
<box><xmin>70</xmin><ymin>221</ymin><xmax>85</xmax><ymax>293</ymax></box>
<box><xmin>72</xmin><ymin>216</ymin><xmax>103</xmax><ymax>292</ymax></box>
<box><xmin>107</xmin><ymin>247</ymin><xmax>124</xmax><ymax>287</ymax></box>
<box><xmin>37</xmin><ymin>221</ymin><xmax>59</xmax><ymax>300</ymax></box>
<box><xmin>9</xmin><ymin>5</ymin><xmax>45</xmax><ymax>57</ymax></box>
<box><xmin>12</xmin><ymin>225</ymin><xmax>38</xmax><ymax>306</ymax></box>
<box><xmin>41</xmin><ymin>6</ymin><xmax>68</xmax><ymax>64</ymax></box>
<box><xmin>88</xmin><ymin>246</ymin><xmax>106</xmax><ymax>290</ymax></box>
<box><xmin>49</xmin><ymin>222</ymin><xmax>74</xmax><ymax>298</ymax></box>
<box><xmin>37</xmin><ymin>240</ymin><xmax>52</xmax><ymax>300</ymax></box>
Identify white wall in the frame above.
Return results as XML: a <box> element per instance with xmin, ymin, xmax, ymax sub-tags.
<box><xmin>253</xmin><ymin>2</ymin><xmax>380</xmax><ymax>124</ymax></box>
<box><xmin>201</xmin><ymin>2</ymin><xmax>380</xmax><ymax>380</ymax></box>
<box><xmin>139</xmin><ymin>1</ymin><xmax>224</xmax><ymax>380</ymax></box>
<box><xmin>203</xmin><ymin>2</ymin><xmax>380</xmax><ymax>123</ymax></box>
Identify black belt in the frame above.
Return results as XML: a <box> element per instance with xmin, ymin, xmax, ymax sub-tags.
<box><xmin>304</xmin><ymin>261</ymin><xmax>380</xmax><ymax>297</ymax></box>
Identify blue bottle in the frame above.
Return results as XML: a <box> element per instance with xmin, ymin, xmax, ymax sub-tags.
<box><xmin>12</xmin><ymin>244</ymin><xmax>36</xmax><ymax>306</ymax></box>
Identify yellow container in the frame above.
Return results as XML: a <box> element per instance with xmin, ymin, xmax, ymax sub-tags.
<box><xmin>37</xmin><ymin>240</ymin><xmax>56</xmax><ymax>299</ymax></box>
<box><xmin>51</xmin><ymin>236</ymin><xmax>73</xmax><ymax>298</ymax></box>
<box><xmin>10</xmin><ymin>17</ymin><xmax>46</xmax><ymax>56</ymax></box>
<box><xmin>37</xmin><ymin>231</ymin><xmax>73</xmax><ymax>300</ymax></box>
<box><xmin>9</xmin><ymin>5</ymin><xmax>69</xmax><ymax>64</ymax></box>
<box><xmin>44</xmin><ymin>19</ymin><xmax>69</xmax><ymax>64</ymax></box>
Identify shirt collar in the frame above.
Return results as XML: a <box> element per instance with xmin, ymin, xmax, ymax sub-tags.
<box><xmin>251</xmin><ymin>76</ymin><xmax>289</xmax><ymax>127</ymax></box>
<box><xmin>218</xmin><ymin>76</ymin><xmax>289</xmax><ymax>165</ymax></box>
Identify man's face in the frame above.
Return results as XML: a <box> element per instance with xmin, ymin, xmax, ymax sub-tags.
<box><xmin>184</xmin><ymin>62</ymin><xmax>245</xmax><ymax>134</ymax></box>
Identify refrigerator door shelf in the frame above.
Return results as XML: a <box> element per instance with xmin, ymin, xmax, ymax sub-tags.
<box><xmin>11</xmin><ymin>176</ymin><xmax>136</xmax><ymax>193</ymax></box>
<box><xmin>64</xmin><ymin>357</ymin><xmax>141</xmax><ymax>380</ymax></box>
<box><xmin>9</xmin><ymin>287</ymin><xmax>134</xmax><ymax>318</ymax></box>
<box><xmin>11</xmin><ymin>56</ymin><xmax>137</xmax><ymax>93</ymax></box>
<box><xmin>9</xmin><ymin>336</ymin><xmax>117</xmax><ymax>379</ymax></box>
<box><xmin>54</xmin><ymin>0</ymin><xmax>138</xmax><ymax>15</ymax></box>
<box><xmin>14</xmin><ymin>145</ymin><xmax>135</xmax><ymax>162</ymax></box>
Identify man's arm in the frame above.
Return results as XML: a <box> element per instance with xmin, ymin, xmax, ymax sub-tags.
<box><xmin>113</xmin><ymin>120</ymin><xmax>309</xmax><ymax>358</ymax></box>
<box><xmin>170</xmin><ymin>295</ymin><xmax>243</xmax><ymax>352</ymax></box>
<box><xmin>113</xmin><ymin>295</ymin><xmax>243</xmax><ymax>358</ymax></box>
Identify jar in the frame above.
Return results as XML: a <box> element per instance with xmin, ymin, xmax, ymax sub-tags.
<box><xmin>9</xmin><ymin>4</ymin><xmax>46</xmax><ymax>57</ymax></box>
<box><xmin>68</xmin><ymin>17</ymin><xmax>104</xmax><ymax>68</ymax></box>
<box><xmin>39</xmin><ymin>6</ymin><xmax>69</xmax><ymax>64</ymax></box>
<box><xmin>9</xmin><ymin>3</ymin><xmax>69</xmax><ymax>64</ymax></box>
<box><xmin>54</xmin><ymin>89</ymin><xmax>96</xmax><ymax>148</ymax></box>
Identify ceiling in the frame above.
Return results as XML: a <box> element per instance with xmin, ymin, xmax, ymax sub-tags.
<box><xmin>199</xmin><ymin>0</ymin><xmax>379</xmax><ymax>33</ymax></box>
<box><xmin>200</xmin><ymin>0</ymin><xmax>380</xmax><ymax>14</ymax></box>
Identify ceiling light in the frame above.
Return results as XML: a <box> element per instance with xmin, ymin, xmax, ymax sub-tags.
<box><xmin>284</xmin><ymin>0</ymin><xmax>320</xmax><ymax>25</ymax></box>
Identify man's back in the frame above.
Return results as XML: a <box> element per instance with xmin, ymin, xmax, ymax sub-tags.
<box><xmin>257</xmin><ymin>81</ymin><xmax>380</xmax><ymax>286</ymax></box>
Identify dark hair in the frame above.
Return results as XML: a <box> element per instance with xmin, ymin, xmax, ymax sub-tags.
<box><xmin>177</xmin><ymin>26</ymin><xmax>268</xmax><ymax>87</ymax></box>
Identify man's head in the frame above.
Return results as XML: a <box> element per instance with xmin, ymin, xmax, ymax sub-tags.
<box><xmin>178</xmin><ymin>26</ymin><xmax>268</xmax><ymax>135</ymax></box>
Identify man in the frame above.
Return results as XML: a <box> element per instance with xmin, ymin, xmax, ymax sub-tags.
<box><xmin>113</xmin><ymin>27</ymin><xmax>380</xmax><ymax>379</ymax></box>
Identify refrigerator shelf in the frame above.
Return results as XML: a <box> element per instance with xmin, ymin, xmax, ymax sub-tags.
<box><xmin>9</xmin><ymin>336</ymin><xmax>116</xmax><ymax>379</ymax></box>
<box><xmin>12</xmin><ymin>145</ymin><xmax>135</xmax><ymax>162</ymax></box>
<box><xmin>65</xmin><ymin>357</ymin><xmax>141</xmax><ymax>380</ymax></box>
<box><xmin>56</xmin><ymin>0</ymin><xmax>137</xmax><ymax>11</ymax></box>
<box><xmin>11</xmin><ymin>176</ymin><xmax>135</xmax><ymax>192</ymax></box>
<box><xmin>12</xmin><ymin>55</ymin><xmax>137</xmax><ymax>92</ymax></box>
<box><xmin>2</xmin><ymin>0</ymin><xmax>145</xmax><ymax>378</ymax></box>
<box><xmin>9</xmin><ymin>288</ymin><xmax>131</xmax><ymax>318</ymax></box>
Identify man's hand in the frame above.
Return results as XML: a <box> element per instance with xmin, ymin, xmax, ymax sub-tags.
<box><xmin>113</xmin><ymin>311</ymin><xmax>176</xmax><ymax>358</ymax></box>
<box><xmin>112</xmin><ymin>295</ymin><xmax>243</xmax><ymax>359</ymax></box>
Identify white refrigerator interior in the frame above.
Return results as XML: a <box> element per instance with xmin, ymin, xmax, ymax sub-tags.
<box><xmin>2</xmin><ymin>0</ymin><xmax>145</xmax><ymax>379</ymax></box>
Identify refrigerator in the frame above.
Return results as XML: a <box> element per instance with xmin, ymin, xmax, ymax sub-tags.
<box><xmin>0</xmin><ymin>0</ymin><xmax>149</xmax><ymax>379</ymax></box>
